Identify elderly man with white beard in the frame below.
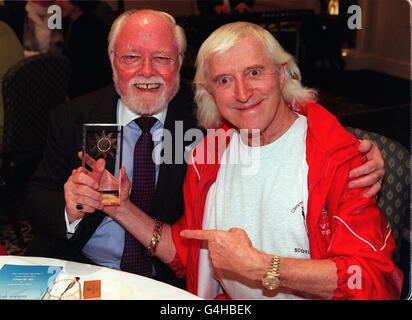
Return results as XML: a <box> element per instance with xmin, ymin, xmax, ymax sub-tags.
<box><xmin>25</xmin><ymin>9</ymin><xmax>197</xmax><ymax>288</ymax></box>
<box><xmin>26</xmin><ymin>10</ymin><xmax>385</xmax><ymax>290</ymax></box>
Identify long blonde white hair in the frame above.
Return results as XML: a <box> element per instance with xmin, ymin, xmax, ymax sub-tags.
<box><xmin>194</xmin><ymin>22</ymin><xmax>317</xmax><ymax>129</ymax></box>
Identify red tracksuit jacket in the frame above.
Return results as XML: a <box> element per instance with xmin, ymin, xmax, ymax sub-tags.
<box><xmin>170</xmin><ymin>101</ymin><xmax>403</xmax><ymax>299</ymax></box>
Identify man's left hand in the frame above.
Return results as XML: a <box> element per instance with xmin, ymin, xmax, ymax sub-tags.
<box><xmin>349</xmin><ymin>139</ymin><xmax>385</xmax><ymax>198</ymax></box>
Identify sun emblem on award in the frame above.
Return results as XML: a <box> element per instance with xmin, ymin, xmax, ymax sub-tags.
<box><xmin>91</xmin><ymin>130</ymin><xmax>117</xmax><ymax>159</ymax></box>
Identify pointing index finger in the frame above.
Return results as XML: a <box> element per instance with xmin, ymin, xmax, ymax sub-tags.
<box><xmin>180</xmin><ymin>229</ymin><xmax>215</xmax><ymax>240</ymax></box>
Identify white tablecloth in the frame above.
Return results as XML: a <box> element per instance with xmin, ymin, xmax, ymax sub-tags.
<box><xmin>0</xmin><ymin>255</ymin><xmax>201</xmax><ymax>300</ymax></box>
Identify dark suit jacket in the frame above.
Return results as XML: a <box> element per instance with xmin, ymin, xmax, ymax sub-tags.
<box><xmin>25</xmin><ymin>81</ymin><xmax>199</xmax><ymax>289</ymax></box>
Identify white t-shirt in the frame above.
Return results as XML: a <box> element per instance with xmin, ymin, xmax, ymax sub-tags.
<box><xmin>198</xmin><ymin>114</ymin><xmax>310</xmax><ymax>299</ymax></box>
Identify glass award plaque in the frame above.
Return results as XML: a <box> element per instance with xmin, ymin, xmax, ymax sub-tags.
<box><xmin>82</xmin><ymin>124</ymin><xmax>123</xmax><ymax>206</ymax></box>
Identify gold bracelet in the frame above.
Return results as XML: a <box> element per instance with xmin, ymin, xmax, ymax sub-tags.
<box><xmin>147</xmin><ymin>219</ymin><xmax>163</xmax><ymax>256</ymax></box>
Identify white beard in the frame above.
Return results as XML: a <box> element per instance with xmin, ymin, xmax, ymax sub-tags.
<box><xmin>113</xmin><ymin>70</ymin><xmax>180</xmax><ymax>116</ymax></box>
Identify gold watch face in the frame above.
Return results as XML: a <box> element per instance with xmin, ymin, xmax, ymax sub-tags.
<box><xmin>262</xmin><ymin>273</ymin><xmax>280</xmax><ymax>290</ymax></box>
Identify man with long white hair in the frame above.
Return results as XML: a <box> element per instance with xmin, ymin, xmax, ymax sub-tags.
<box><xmin>177</xmin><ymin>22</ymin><xmax>402</xmax><ymax>299</ymax></box>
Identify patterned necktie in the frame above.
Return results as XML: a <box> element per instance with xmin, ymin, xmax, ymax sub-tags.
<box><xmin>120</xmin><ymin>117</ymin><xmax>157</xmax><ymax>276</ymax></box>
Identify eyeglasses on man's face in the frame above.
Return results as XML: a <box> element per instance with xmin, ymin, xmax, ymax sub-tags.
<box><xmin>113</xmin><ymin>52</ymin><xmax>182</xmax><ymax>71</ymax></box>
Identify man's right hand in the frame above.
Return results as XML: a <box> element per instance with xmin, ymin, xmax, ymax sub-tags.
<box><xmin>64</xmin><ymin>158</ymin><xmax>106</xmax><ymax>223</ymax></box>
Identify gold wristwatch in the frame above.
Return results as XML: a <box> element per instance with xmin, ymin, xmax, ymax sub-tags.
<box><xmin>262</xmin><ymin>255</ymin><xmax>281</xmax><ymax>290</ymax></box>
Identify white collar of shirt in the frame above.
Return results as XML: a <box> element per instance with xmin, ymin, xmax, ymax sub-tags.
<box><xmin>118</xmin><ymin>100</ymin><xmax>167</xmax><ymax>127</ymax></box>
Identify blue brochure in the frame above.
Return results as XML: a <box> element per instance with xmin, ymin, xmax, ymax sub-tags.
<box><xmin>0</xmin><ymin>264</ymin><xmax>62</xmax><ymax>300</ymax></box>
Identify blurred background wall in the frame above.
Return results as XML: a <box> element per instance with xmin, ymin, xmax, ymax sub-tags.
<box><xmin>101</xmin><ymin>0</ymin><xmax>410</xmax><ymax>80</ymax></box>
